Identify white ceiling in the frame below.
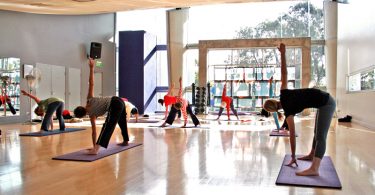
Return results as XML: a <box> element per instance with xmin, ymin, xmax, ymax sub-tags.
<box><xmin>0</xmin><ymin>0</ymin><xmax>296</xmax><ymax>15</ymax></box>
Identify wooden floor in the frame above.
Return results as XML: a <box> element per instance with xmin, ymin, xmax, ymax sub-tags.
<box><xmin>0</xmin><ymin>114</ymin><xmax>374</xmax><ymax>195</ymax></box>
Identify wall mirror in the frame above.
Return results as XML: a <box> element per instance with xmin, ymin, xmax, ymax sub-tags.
<box><xmin>0</xmin><ymin>57</ymin><xmax>20</xmax><ymax>117</ymax></box>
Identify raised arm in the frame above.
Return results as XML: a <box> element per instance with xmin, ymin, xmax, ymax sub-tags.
<box><xmin>21</xmin><ymin>89</ymin><xmax>41</xmax><ymax>103</ymax></box>
<box><xmin>269</xmin><ymin>76</ymin><xmax>274</xmax><ymax>98</ymax></box>
<box><xmin>222</xmin><ymin>82</ymin><xmax>227</xmax><ymax>97</ymax></box>
<box><xmin>87</xmin><ymin>58</ymin><xmax>95</xmax><ymax>99</ymax></box>
<box><xmin>279</xmin><ymin>43</ymin><xmax>288</xmax><ymax>90</ymax></box>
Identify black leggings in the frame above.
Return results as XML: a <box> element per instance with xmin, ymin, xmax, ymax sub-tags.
<box><xmin>166</xmin><ymin>104</ymin><xmax>200</xmax><ymax>126</ymax></box>
<box><xmin>217</xmin><ymin>101</ymin><xmax>238</xmax><ymax>118</ymax></box>
<box><xmin>96</xmin><ymin>96</ymin><xmax>129</xmax><ymax>148</ymax></box>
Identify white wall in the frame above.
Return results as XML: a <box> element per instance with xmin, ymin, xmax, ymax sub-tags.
<box><xmin>0</xmin><ymin>10</ymin><xmax>115</xmax><ymax>123</ymax></box>
<box><xmin>337</xmin><ymin>0</ymin><xmax>375</xmax><ymax>129</ymax></box>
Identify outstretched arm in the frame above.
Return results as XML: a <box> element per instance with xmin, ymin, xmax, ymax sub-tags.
<box><xmin>279</xmin><ymin>43</ymin><xmax>288</xmax><ymax>90</ymax></box>
<box><xmin>285</xmin><ymin>116</ymin><xmax>298</xmax><ymax>167</ymax></box>
<box><xmin>21</xmin><ymin>89</ymin><xmax>41</xmax><ymax>103</ymax></box>
<box><xmin>87</xmin><ymin>58</ymin><xmax>95</xmax><ymax>99</ymax></box>
<box><xmin>90</xmin><ymin>116</ymin><xmax>97</xmax><ymax>148</ymax></box>
<box><xmin>222</xmin><ymin>83</ymin><xmax>227</xmax><ymax>97</ymax></box>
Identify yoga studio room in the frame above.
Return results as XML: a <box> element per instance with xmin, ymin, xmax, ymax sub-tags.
<box><xmin>0</xmin><ymin>0</ymin><xmax>374</xmax><ymax>194</ymax></box>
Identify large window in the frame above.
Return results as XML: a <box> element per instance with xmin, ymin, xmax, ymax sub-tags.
<box><xmin>348</xmin><ymin>66</ymin><xmax>375</xmax><ymax>92</ymax></box>
<box><xmin>207</xmin><ymin>47</ymin><xmax>301</xmax><ymax>111</ymax></box>
<box><xmin>186</xmin><ymin>0</ymin><xmax>326</xmax><ymax>98</ymax></box>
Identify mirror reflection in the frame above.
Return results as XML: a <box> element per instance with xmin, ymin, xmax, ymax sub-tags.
<box><xmin>0</xmin><ymin>57</ymin><xmax>20</xmax><ymax>116</ymax></box>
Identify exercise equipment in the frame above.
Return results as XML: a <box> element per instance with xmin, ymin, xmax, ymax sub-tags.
<box><xmin>52</xmin><ymin>143</ymin><xmax>142</xmax><ymax>162</ymax></box>
<box><xmin>193</xmin><ymin>83</ymin><xmax>206</xmax><ymax>115</ymax></box>
<box><xmin>276</xmin><ymin>155</ymin><xmax>342</xmax><ymax>189</ymax></box>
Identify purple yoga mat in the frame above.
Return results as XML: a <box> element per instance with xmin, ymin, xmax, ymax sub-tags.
<box><xmin>276</xmin><ymin>155</ymin><xmax>342</xmax><ymax>189</ymax></box>
<box><xmin>269</xmin><ymin>130</ymin><xmax>298</xmax><ymax>137</ymax></box>
<box><xmin>19</xmin><ymin>128</ymin><xmax>86</xmax><ymax>137</ymax></box>
<box><xmin>52</xmin><ymin>143</ymin><xmax>142</xmax><ymax>162</ymax></box>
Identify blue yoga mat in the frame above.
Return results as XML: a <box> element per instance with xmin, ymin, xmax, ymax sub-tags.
<box><xmin>276</xmin><ymin>155</ymin><xmax>342</xmax><ymax>189</ymax></box>
<box><xmin>19</xmin><ymin>128</ymin><xmax>86</xmax><ymax>137</ymax></box>
<box><xmin>52</xmin><ymin>143</ymin><xmax>142</xmax><ymax>162</ymax></box>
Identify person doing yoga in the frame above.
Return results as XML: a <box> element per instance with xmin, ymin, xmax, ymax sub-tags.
<box><xmin>216</xmin><ymin>82</ymin><xmax>239</xmax><ymax>120</ymax></box>
<box><xmin>0</xmin><ymin>95</ymin><xmax>16</xmax><ymax>115</ymax></box>
<box><xmin>74</xmin><ymin>58</ymin><xmax>130</xmax><ymax>155</ymax></box>
<box><xmin>263</xmin><ymin>43</ymin><xmax>336</xmax><ymax>176</ymax></box>
<box><xmin>21</xmin><ymin>90</ymin><xmax>65</xmax><ymax>132</ymax></box>
<box><xmin>158</xmin><ymin>82</ymin><xmax>181</xmax><ymax>120</ymax></box>
<box><xmin>160</xmin><ymin>77</ymin><xmax>200</xmax><ymax>127</ymax></box>
<box><xmin>124</xmin><ymin>100</ymin><xmax>139</xmax><ymax>122</ymax></box>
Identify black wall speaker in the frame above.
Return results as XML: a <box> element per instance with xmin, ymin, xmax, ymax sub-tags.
<box><xmin>90</xmin><ymin>42</ymin><xmax>102</xmax><ymax>59</ymax></box>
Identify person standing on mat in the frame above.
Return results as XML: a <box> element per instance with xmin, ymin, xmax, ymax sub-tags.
<box><xmin>263</xmin><ymin>43</ymin><xmax>336</xmax><ymax>176</ymax></box>
<box><xmin>216</xmin><ymin>82</ymin><xmax>239</xmax><ymax>121</ymax></box>
<box><xmin>21</xmin><ymin>90</ymin><xmax>65</xmax><ymax>132</ymax></box>
<box><xmin>160</xmin><ymin>77</ymin><xmax>200</xmax><ymax>127</ymax></box>
<box><xmin>73</xmin><ymin>58</ymin><xmax>130</xmax><ymax>155</ymax></box>
<box><xmin>158</xmin><ymin>82</ymin><xmax>181</xmax><ymax>120</ymax></box>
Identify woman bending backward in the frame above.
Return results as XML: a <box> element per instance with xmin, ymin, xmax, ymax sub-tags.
<box><xmin>263</xmin><ymin>43</ymin><xmax>336</xmax><ymax>176</ymax></box>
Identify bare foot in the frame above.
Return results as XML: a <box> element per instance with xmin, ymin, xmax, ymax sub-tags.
<box><xmin>296</xmin><ymin>167</ymin><xmax>319</xmax><ymax>176</ymax></box>
<box><xmin>87</xmin><ymin>148</ymin><xmax>99</xmax><ymax>155</ymax></box>
<box><xmin>297</xmin><ymin>154</ymin><xmax>314</xmax><ymax>161</ymax></box>
<box><xmin>117</xmin><ymin>141</ymin><xmax>129</xmax><ymax>146</ymax></box>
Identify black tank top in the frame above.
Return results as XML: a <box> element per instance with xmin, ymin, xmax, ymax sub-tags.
<box><xmin>280</xmin><ymin>88</ymin><xmax>330</xmax><ymax>117</ymax></box>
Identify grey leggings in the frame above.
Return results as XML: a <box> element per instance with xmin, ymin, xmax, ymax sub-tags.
<box><xmin>312</xmin><ymin>95</ymin><xmax>336</xmax><ymax>158</ymax></box>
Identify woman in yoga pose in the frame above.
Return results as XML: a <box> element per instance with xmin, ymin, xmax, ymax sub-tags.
<box><xmin>74</xmin><ymin>58</ymin><xmax>130</xmax><ymax>154</ymax></box>
<box><xmin>160</xmin><ymin>77</ymin><xmax>200</xmax><ymax>127</ymax></box>
<box><xmin>21</xmin><ymin>90</ymin><xmax>65</xmax><ymax>132</ymax></box>
<box><xmin>216</xmin><ymin>82</ymin><xmax>239</xmax><ymax>121</ymax></box>
<box><xmin>158</xmin><ymin>83</ymin><xmax>181</xmax><ymax>120</ymax></box>
<box><xmin>263</xmin><ymin>43</ymin><xmax>336</xmax><ymax>176</ymax></box>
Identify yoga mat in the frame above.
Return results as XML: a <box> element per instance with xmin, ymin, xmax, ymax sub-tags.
<box><xmin>276</xmin><ymin>155</ymin><xmax>342</xmax><ymax>189</ymax></box>
<box><xmin>208</xmin><ymin>111</ymin><xmax>248</xmax><ymax>115</ymax></box>
<box><xmin>269</xmin><ymin>130</ymin><xmax>298</xmax><ymax>137</ymax></box>
<box><xmin>52</xmin><ymin>143</ymin><xmax>142</xmax><ymax>162</ymax></box>
<box><xmin>128</xmin><ymin>119</ymin><xmax>160</xmax><ymax>123</ymax></box>
<box><xmin>19</xmin><ymin>128</ymin><xmax>86</xmax><ymax>137</ymax></box>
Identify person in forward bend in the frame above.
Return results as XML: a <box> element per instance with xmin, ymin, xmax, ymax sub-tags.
<box><xmin>216</xmin><ymin>82</ymin><xmax>239</xmax><ymax>120</ymax></box>
<box><xmin>158</xmin><ymin>82</ymin><xmax>181</xmax><ymax>120</ymax></box>
<box><xmin>160</xmin><ymin>77</ymin><xmax>200</xmax><ymax>127</ymax></box>
<box><xmin>263</xmin><ymin>43</ymin><xmax>336</xmax><ymax>176</ymax></box>
<box><xmin>123</xmin><ymin>99</ymin><xmax>139</xmax><ymax>122</ymax></box>
<box><xmin>0</xmin><ymin>95</ymin><xmax>16</xmax><ymax>115</ymax></box>
<box><xmin>21</xmin><ymin>90</ymin><xmax>65</xmax><ymax>132</ymax></box>
<box><xmin>73</xmin><ymin>58</ymin><xmax>129</xmax><ymax>155</ymax></box>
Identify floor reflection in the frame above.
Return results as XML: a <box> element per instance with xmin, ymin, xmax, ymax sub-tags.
<box><xmin>0</xmin><ymin>115</ymin><xmax>374</xmax><ymax>194</ymax></box>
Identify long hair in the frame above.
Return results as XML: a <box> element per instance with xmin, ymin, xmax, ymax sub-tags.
<box><xmin>263</xmin><ymin>99</ymin><xmax>279</xmax><ymax>112</ymax></box>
